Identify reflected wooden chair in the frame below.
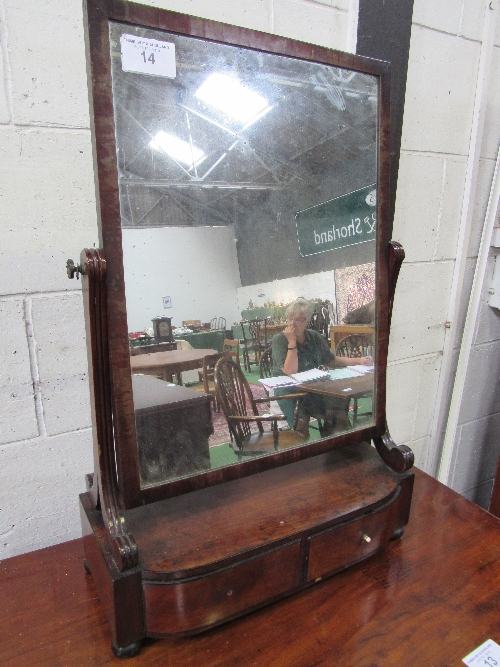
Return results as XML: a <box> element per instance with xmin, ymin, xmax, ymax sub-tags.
<box><xmin>199</xmin><ymin>340</ymin><xmax>240</xmax><ymax>385</ymax></box>
<box><xmin>215</xmin><ymin>357</ymin><xmax>308</xmax><ymax>456</ymax></box>
<box><xmin>223</xmin><ymin>339</ymin><xmax>241</xmax><ymax>368</ymax></box>
<box><xmin>335</xmin><ymin>334</ymin><xmax>373</xmax><ymax>358</ymax></box>
<box><xmin>210</xmin><ymin>316</ymin><xmax>226</xmax><ymax>331</ymax></box>
<box><xmin>248</xmin><ymin>318</ymin><xmax>269</xmax><ymax>365</ymax></box>
<box><xmin>240</xmin><ymin>320</ymin><xmax>257</xmax><ymax>373</ymax></box>
<box><xmin>308</xmin><ymin>301</ymin><xmax>332</xmax><ymax>343</ymax></box>
<box><xmin>335</xmin><ymin>334</ymin><xmax>374</xmax><ymax>425</ymax></box>
<box><xmin>192</xmin><ymin>353</ymin><xmax>221</xmax><ymax>412</ymax></box>
<box><xmin>258</xmin><ymin>346</ymin><xmax>273</xmax><ymax>386</ymax></box>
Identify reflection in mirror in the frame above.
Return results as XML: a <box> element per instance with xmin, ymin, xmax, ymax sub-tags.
<box><xmin>108</xmin><ymin>22</ymin><xmax>378</xmax><ymax>488</ymax></box>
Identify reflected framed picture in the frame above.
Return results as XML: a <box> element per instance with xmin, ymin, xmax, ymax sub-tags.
<box><xmin>152</xmin><ymin>316</ymin><xmax>173</xmax><ymax>342</ymax></box>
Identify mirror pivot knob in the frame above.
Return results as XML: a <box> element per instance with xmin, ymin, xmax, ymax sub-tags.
<box><xmin>66</xmin><ymin>259</ymin><xmax>83</xmax><ymax>280</ymax></box>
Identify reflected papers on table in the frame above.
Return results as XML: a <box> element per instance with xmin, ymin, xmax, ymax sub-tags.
<box><xmin>291</xmin><ymin>369</ymin><xmax>330</xmax><ymax>383</ymax></box>
<box><xmin>346</xmin><ymin>365</ymin><xmax>374</xmax><ymax>375</ymax></box>
<box><xmin>259</xmin><ymin>376</ymin><xmax>300</xmax><ymax>390</ymax></box>
<box><xmin>329</xmin><ymin>368</ymin><xmax>363</xmax><ymax>380</ymax></box>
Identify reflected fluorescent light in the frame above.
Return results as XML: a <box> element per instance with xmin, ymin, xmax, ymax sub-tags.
<box><xmin>149</xmin><ymin>131</ymin><xmax>206</xmax><ymax>170</ymax></box>
<box><xmin>195</xmin><ymin>73</ymin><xmax>270</xmax><ymax>125</ymax></box>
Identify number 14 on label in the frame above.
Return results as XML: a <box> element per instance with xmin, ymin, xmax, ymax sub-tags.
<box><xmin>120</xmin><ymin>33</ymin><xmax>176</xmax><ymax>79</ymax></box>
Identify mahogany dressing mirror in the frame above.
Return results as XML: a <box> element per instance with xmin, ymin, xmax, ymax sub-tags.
<box><xmin>74</xmin><ymin>1</ymin><xmax>413</xmax><ymax>656</ymax></box>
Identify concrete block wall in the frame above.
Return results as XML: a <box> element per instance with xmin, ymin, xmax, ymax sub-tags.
<box><xmin>1</xmin><ymin>0</ymin><xmax>498</xmax><ymax>558</ymax></box>
<box><xmin>388</xmin><ymin>0</ymin><xmax>500</xmax><ymax>505</ymax></box>
<box><xmin>0</xmin><ymin>0</ymin><xmax>356</xmax><ymax>559</ymax></box>
<box><xmin>0</xmin><ymin>0</ymin><xmax>100</xmax><ymax>557</ymax></box>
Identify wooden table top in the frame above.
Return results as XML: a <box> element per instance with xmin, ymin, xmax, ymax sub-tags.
<box><xmin>303</xmin><ymin>371</ymin><xmax>373</xmax><ymax>398</ymax></box>
<box><xmin>3</xmin><ymin>468</ymin><xmax>500</xmax><ymax>666</ymax></box>
<box><xmin>131</xmin><ymin>375</ymin><xmax>211</xmax><ymax>414</ymax></box>
<box><xmin>130</xmin><ymin>348</ymin><xmax>219</xmax><ymax>371</ymax></box>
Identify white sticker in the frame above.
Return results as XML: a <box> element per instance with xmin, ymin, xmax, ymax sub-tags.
<box><xmin>120</xmin><ymin>34</ymin><xmax>176</xmax><ymax>78</ymax></box>
<box><xmin>463</xmin><ymin>639</ymin><xmax>500</xmax><ymax>666</ymax></box>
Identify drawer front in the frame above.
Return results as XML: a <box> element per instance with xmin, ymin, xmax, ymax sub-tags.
<box><xmin>145</xmin><ymin>541</ymin><xmax>302</xmax><ymax>635</ymax></box>
<box><xmin>307</xmin><ymin>495</ymin><xmax>399</xmax><ymax>582</ymax></box>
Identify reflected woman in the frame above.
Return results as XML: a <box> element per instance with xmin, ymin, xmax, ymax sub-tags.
<box><xmin>271</xmin><ymin>298</ymin><xmax>371</xmax><ymax>436</ymax></box>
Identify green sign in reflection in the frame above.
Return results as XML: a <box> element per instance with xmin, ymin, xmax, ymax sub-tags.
<box><xmin>295</xmin><ymin>184</ymin><xmax>377</xmax><ymax>257</ymax></box>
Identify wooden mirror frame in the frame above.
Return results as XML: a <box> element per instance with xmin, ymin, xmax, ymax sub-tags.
<box><xmin>81</xmin><ymin>0</ymin><xmax>412</xmax><ymax>513</ymax></box>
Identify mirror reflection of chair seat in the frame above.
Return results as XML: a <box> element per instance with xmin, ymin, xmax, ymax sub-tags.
<box><xmin>215</xmin><ymin>356</ymin><xmax>308</xmax><ymax>456</ymax></box>
<box><xmin>335</xmin><ymin>334</ymin><xmax>374</xmax><ymax>425</ymax></box>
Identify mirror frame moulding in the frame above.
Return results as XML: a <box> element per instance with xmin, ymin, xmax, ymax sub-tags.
<box><xmin>83</xmin><ymin>0</ymin><xmax>392</xmax><ymax>509</ymax></box>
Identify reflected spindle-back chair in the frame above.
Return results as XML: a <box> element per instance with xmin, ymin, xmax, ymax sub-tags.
<box><xmin>335</xmin><ymin>334</ymin><xmax>374</xmax><ymax>424</ymax></box>
<box><xmin>214</xmin><ymin>357</ymin><xmax>308</xmax><ymax>456</ymax></box>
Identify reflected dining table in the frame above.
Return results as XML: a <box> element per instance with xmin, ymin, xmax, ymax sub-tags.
<box><xmin>301</xmin><ymin>372</ymin><xmax>374</xmax><ymax>400</ymax></box>
<box><xmin>298</xmin><ymin>372</ymin><xmax>374</xmax><ymax>429</ymax></box>
<box><xmin>130</xmin><ymin>348</ymin><xmax>221</xmax><ymax>384</ymax></box>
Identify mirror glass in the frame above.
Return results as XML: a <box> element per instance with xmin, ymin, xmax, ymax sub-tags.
<box><xmin>108</xmin><ymin>22</ymin><xmax>378</xmax><ymax>488</ymax></box>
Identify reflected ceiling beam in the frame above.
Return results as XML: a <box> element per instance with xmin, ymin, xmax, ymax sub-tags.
<box><xmin>121</xmin><ymin>185</ymin><xmax>232</xmax><ymax>227</ymax></box>
<box><xmin>118</xmin><ymin>102</ymin><xmax>199</xmax><ymax>180</ymax></box>
<box><xmin>116</xmin><ymin>102</ymin><xmax>157</xmax><ymax>171</ymax></box>
<box><xmin>167</xmin><ymin>188</ymin><xmax>234</xmax><ymax>225</ymax></box>
<box><xmin>165</xmin><ymin>191</ymin><xmax>207</xmax><ymax>226</ymax></box>
<box><xmin>123</xmin><ymin>187</ymin><xmax>168</xmax><ymax>227</ymax></box>
<box><xmin>180</xmin><ymin>103</ymin><xmax>239</xmax><ymax>138</ymax></box>
<box><xmin>120</xmin><ymin>178</ymin><xmax>288</xmax><ymax>190</ymax></box>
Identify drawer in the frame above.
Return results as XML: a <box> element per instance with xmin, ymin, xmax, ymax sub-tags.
<box><xmin>307</xmin><ymin>495</ymin><xmax>399</xmax><ymax>582</ymax></box>
<box><xmin>144</xmin><ymin>540</ymin><xmax>302</xmax><ymax>635</ymax></box>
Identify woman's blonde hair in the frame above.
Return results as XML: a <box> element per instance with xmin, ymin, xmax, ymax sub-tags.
<box><xmin>286</xmin><ymin>298</ymin><xmax>314</xmax><ymax>322</ymax></box>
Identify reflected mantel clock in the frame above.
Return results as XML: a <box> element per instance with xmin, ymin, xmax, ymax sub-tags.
<box><xmin>72</xmin><ymin>0</ymin><xmax>414</xmax><ymax>657</ymax></box>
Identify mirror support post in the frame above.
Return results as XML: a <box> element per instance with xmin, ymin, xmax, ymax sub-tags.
<box><xmin>373</xmin><ymin>241</ymin><xmax>414</xmax><ymax>473</ymax></box>
<box><xmin>78</xmin><ymin>248</ymin><xmax>138</xmax><ymax>571</ymax></box>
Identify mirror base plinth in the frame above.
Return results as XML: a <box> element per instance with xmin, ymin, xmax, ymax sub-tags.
<box><xmin>80</xmin><ymin>442</ymin><xmax>413</xmax><ymax>655</ymax></box>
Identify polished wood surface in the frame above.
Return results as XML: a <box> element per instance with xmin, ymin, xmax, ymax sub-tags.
<box><xmin>130</xmin><ymin>348</ymin><xmax>220</xmax><ymax>382</ymax></box>
<box><xmin>3</xmin><ymin>469</ymin><xmax>500</xmax><ymax>666</ymax></box>
<box><xmin>126</xmin><ymin>443</ymin><xmax>404</xmax><ymax>576</ymax></box>
<box><xmin>80</xmin><ymin>443</ymin><xmax>411</xmax><ymax>651</ymax></box>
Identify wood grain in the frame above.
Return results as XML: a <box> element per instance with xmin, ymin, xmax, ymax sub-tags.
<box><xmin>3</xmin><ymin>469</ymin><xmax>500</xmax><ymax>666</ymax></box>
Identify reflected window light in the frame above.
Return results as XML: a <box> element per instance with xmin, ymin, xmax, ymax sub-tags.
<box><xmin>195</xmin><ymin>73</ymin><xmax>270</xmax><ymax>125</ymax></box>
<box><xmin>149</xmin><ymin>131</ymin><xmax>206</xmax><ymax>169</ymax></box>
